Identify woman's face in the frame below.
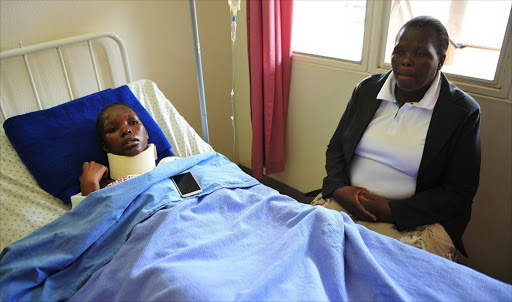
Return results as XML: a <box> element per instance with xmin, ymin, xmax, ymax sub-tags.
<box><xmin>100</xmin><ymin>105</ymin><xmax>148</xmax><ymax>156</ymax></box>
<box><xmin>391</xmin><ymin>26</ymin><xmax>445</xmax><ymax>95</ymax></box>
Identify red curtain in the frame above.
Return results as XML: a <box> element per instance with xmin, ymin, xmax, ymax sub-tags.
<box><xmin>247</xmin><ymin>0</ymin><xmax>293</xmax><ymax>179</ymax></box>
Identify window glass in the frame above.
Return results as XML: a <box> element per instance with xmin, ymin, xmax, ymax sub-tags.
<box><xmin>384</xmin><ymin>0</ymin><xmax>511</xmax><ymax>81</ymax></box>
<box><xmin>292</xmin><ymin>0</ymin><xmax>367</xmax><ymax>62</ymax></box>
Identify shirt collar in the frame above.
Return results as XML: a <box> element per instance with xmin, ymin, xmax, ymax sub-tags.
<box><xmin>377</xmin><ymin>71</ymin><xmax>441</xmax><ymax>110</ymax></box>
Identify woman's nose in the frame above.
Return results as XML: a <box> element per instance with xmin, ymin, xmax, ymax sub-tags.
<box><xmin>401</xmin><ymin>53</ymin><xmax>413</xmax><ymax>66</ymax></box>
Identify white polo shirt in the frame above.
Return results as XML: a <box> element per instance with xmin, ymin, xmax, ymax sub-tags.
<box><xmin>349</xmin><ymin>71</ymin><xmax>441</xmax><ymax>199</ymax></box>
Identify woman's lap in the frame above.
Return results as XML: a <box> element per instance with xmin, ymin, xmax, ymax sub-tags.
<box><xmin>311</xmin><ymin>194</ymin><xmax>457</xmax><ymax>261</ymax></box>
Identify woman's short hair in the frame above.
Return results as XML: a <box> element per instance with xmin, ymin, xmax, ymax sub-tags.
<box><xmin>400</xmin><ymin>15</ymin><xmax>450</xmax><ymax>57</ymax></box>
<box><xmin>95</xmin><ymin>103</ymin><xmax>141</xmax><ymax>142</ymax></box>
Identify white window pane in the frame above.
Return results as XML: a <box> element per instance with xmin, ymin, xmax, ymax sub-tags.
<box><xmin>292</xmin><ymin>0</ymin><xmax>367</xmax><ymax>62</ymax></box>
<box><xmin>384</xmin><ymin>0</ymin><xmax>511</xmax><ymax>81</ymax></box>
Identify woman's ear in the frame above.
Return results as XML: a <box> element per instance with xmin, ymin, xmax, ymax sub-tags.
<box><xmin>438</xmin><ymin>54</ymin><xmax>446</xmax><ymax>70</ymax></box>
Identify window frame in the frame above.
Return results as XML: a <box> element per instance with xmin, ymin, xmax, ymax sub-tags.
<box><xmin>292</xmin><ymin>0</ymin><xmax>376</xmax><ymax>73</ymax></box>
<box><xmin>292</xmin><ymin>1</ymin><xmax>512</xmax><ymax>99</ymax></box>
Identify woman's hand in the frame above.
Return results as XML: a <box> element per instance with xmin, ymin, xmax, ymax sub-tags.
<box><xmin>359</xmin><ymin>193</ymin><xmax>394</xmax><ymax>223</ymax></box>
<box><xmin>333</xmin><ymin>186</ymin><xmax>376</xmax><ymax>222</ymax></box>
<box><xmin>80</xmin><ymin>161</ymin><xmax>109</xmax><ymax>196</ymax></box>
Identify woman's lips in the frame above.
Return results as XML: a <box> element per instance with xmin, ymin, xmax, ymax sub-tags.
<box><xmin>398</xmin><ymin>72</ymin><xmax>415</xmax><ymax>78</ymax></box>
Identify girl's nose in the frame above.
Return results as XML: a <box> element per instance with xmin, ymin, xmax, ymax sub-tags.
<box><xmin>121</xmin><ymin>127</ymin><xmax>133</xmax><ymax>137</ymax></box>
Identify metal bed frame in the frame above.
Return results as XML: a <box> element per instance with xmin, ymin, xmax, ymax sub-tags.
<box><xmin>0</xmin><ymin>32</ymin><xmax>133</xmax><ymax>121</ymax></box>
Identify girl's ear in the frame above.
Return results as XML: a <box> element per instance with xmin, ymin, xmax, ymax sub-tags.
<box><xmin>102</xmin><ymin>142</ymin><xmax>110</xmax><ymax>153</ymax></box>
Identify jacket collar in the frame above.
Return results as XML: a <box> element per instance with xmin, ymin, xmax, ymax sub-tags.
<box><xmin>418</xmin><ymin>72</ymin><xmax>469</xmax><ymax>174</ymax></box>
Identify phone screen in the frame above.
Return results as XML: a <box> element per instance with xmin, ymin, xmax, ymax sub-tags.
<box><xmin>171</xmin><ymin>171</ymin><xmax>202</xmax><ymax>197</ymax></box>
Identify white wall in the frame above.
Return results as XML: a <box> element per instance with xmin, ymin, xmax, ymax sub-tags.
<box><xmin>234</xmin><ymin>2</ymin><xmax>512</xmax><ymax>284</ymax></box>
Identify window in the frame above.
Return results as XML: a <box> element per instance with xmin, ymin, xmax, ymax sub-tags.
<box><xmin>383</xmin><ymin>0</ymin><xmax>511</xmax><ymax>81</ymax></box>
<box><xmin>292</xmin><ymin>0</ymin><xmax>367</xmax><ymax>62</ymax></box>
<box><xmin>291</xmin><ymin>0</ymin><xmax>512</xmax><ymax>93</ymax></box>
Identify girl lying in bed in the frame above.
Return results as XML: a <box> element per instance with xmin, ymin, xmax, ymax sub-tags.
<box><xmin>73</xmin><ymin>103</ymin><xmax>177</xmax><ymax>207</ymax></box>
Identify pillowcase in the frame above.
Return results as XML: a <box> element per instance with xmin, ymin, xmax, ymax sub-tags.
<box><xmin>3</xmin><ymin>85</ymin><xmax>174</xmax><ymax>204</ymax></box>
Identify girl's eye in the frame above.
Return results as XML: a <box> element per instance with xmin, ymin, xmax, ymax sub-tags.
<box><xmin>416</xmin><ymin>52</ymin><xmax>426</xmax><ymax>57</ymax></box>
<box><xmin>107</xmin><ymin>127</ymin><xmax>117</xmax><ymax>134</ymax></box>
<box><xmin>129</xmin><ymin>120</ymin><xmax>139</xmax><ymax>125</ymax></box>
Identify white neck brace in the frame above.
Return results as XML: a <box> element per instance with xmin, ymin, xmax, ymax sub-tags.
<box><xmin>107</xmin><ymin>144</ymin><xmax>156</xmax><ymax>180</ymax></box>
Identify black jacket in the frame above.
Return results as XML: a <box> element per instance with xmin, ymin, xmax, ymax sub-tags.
<box><xmin>323</xmin><ymin>71</ymin><xmax>481</xmax><ymax>257</ymax></box>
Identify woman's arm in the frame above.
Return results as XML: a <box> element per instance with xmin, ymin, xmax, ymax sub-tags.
<box><xmin>322</xmin><ymin>86</ymin><xmax>359</xmax><ymax>197</ymax></box>
<box><xmin>323</xmin><ymin>84</ymin><xmax>377</xmax><ymax>222</ymax></box>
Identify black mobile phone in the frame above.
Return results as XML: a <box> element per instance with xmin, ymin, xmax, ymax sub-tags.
<box><xmin>170</xmin><ymin>171</ymin><xmax>202</xmax><ymax>197</ymax></box>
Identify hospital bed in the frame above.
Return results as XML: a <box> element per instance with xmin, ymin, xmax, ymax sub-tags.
<box><xmin>0</xmin><ymin>33</ymin><xmax>510</xmax><ymax>301</ymax></box>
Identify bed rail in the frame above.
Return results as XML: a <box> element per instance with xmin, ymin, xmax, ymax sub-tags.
<box><xmin>0</xmin><ymin>32</ymin><xmax>133</xmax><ymax>121</ymax></box>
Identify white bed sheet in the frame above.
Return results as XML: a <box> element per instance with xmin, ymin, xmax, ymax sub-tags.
<box><xmin>0</xmin><ymin>79</ymin><xmax>213</xmax><ymax>250</ymax></box>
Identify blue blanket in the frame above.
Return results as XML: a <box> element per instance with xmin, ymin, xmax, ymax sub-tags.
<box><xmin>1</xmin><ymin>152</ymin><xmax>511</xmax><ymax>301</ymax></box>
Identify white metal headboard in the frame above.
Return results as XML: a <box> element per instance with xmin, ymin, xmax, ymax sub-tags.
<box><xmin>0</xmin><ymin>32</ymin><xmax>133</xmax><ymax>122</ymax></box>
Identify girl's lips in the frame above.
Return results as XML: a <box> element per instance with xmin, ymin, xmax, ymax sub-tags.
<box><xmin>123</xmin><ymin>138</ymin><xmax>139</xmax><ymax>146</ymax></box>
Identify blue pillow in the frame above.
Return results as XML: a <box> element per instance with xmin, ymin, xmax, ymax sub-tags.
<box><xmin>3</xmin><ymin>85</ymin><xmax>174</xmax><ymax>204</ymax></box>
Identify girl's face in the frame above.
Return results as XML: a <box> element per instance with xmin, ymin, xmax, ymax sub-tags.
<box><xmin>100</xmin><ymin>105</ymin><xmax>148</xmax><ymax>156</ymax></box>
<box><xmin>391</xmin><ymin>27</ymin><xmax>445</xmax><ymax>95</ymax></box>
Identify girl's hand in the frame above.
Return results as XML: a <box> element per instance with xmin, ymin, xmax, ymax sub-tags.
<box><xmin>80</xmin><ymin>161</ymin><xmax>108</xmax><ymax>196</ymax></box>
<box><xmin>333</xmin><ymin>186</ymin><xmax>376</xmax><ymax>222</ymax></box>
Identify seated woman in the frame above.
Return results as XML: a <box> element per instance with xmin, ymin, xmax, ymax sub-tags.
<box><xmin>313</xmin><ymin>16</ymin><xmax>481</xmax><ymax>261</ymax></box>
<box><xmin>73</xmin><ymin>103</ymin><xmax>177</xmax><ymax>207</ymax></box>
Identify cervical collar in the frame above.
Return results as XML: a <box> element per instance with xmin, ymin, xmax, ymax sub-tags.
<box><xmin>107</xmin><ymin>144</ymin><xmax>157</xmax><ymax>180</ymax></box>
